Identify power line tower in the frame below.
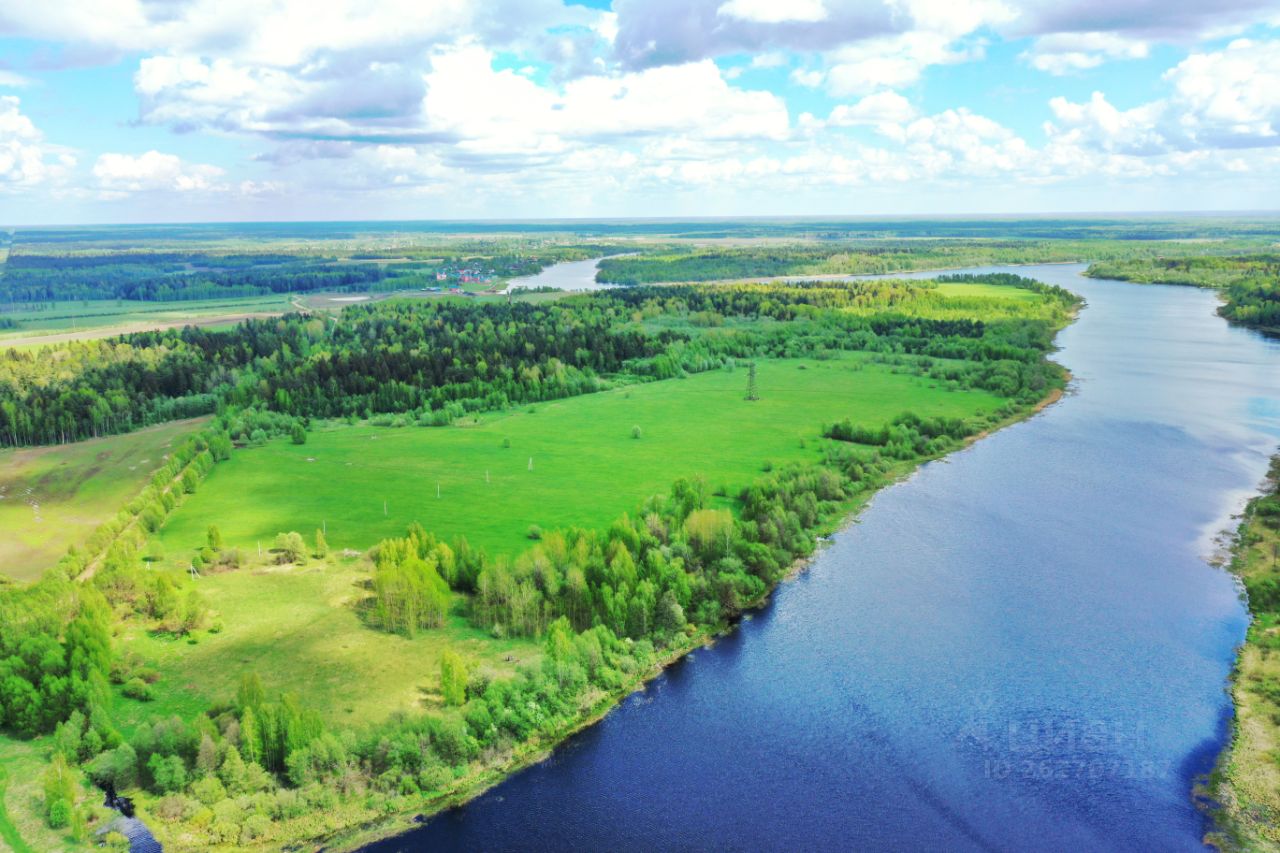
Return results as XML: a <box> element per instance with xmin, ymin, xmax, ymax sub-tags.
<box><xmin>745</xmin><ymin>362</ymin><xmax>759</xmax><ymax>401</ymax></box>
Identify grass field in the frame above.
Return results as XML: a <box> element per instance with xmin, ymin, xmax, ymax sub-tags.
<box><xmin>157</xmin><ymin>355</ymin><xmax>1008</xmax><ymax>564</ymax></box>
<box><xmin>0</xmin><ymin>419</ymin><xmax>206</xmax><ymax>582</ymax></box>
<box><xmin>132</xmin><ymin>355</ymin><xmax>1008</xmax><ymax>726</ymax></box>
<box><xmin>0</xmin><ymin>293</ymin><xmax>296</xmax><ymax>348</ymax></box>
<box><xmin>113</xmin><ymin>557</ymin><xmax>540</xmax><ymax>731</ymax></box>
<box><xmin>932</xmin><ymin>281</ymin><xmax>1039</xmax><ymax>300</ymax></box>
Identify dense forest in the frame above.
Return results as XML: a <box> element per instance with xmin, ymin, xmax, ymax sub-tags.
<box><xmin>0</xmin><ymin>275</ymin><xmax>1077</xmax><ymax>447</ymax></box>
<box><xmin>1086</xmin><ymin>255</ymin><xmax>1280</xmax><ymax>332</ymax></box>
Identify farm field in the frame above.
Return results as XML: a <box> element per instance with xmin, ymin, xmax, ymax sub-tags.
<box><xmin>156</xmin><ymin>354</ymin><xmax>1009</xmax><ymax>566</ymax></box>
<box><xmin>0</xmin><ymin>418</ymin><xmax>206</xmax><ymax>581</ymax></box>
<box><xmin>0</xmin><ymin>294</ymin><xmax>295</xmax><ymax>348</ymax></box>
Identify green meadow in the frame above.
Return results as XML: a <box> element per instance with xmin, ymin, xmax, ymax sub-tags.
<box><xmin>157</xmin><ymin>354</ymin><xmax>1008</xmax><ymax>565</ymax></box>
<box><xmin>932</xmin><ymin>281</ymin><xmax>1039</xmax><ymax>300</ymax></box>
<box><xmin>127</xmin><ymin>353</ymin><xmax>1007</xmax><ymax>728</ymax></box>
<box><xmin>0</xmin><ymin>419</ymin><xmax>205</xmax><ymax>581</ymax></box>
<box><xmin>113</xmin><ymin>559</ymin><xmax>540</xmax><ymax>731</ymax></box>
<box><xmin>0</xmin><ymin>293</ymin><xmax>295</xmax><ymax>348</ymax></box>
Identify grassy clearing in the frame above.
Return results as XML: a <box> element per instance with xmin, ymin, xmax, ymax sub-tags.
<box><xmin>0</xmin><ymin>737</ymin><xmax>95</xmax><ymax>853</ymax></box>
<box><xmin>113</xmin><ymin>556</ymin><xmax>539</xmax><ymax>732</ymax></box>
<box><xmin>157</xmin><ymin>355</ymin><xmax>1007</xmax><ymax>564</ymax></box>
<box><xmin>0</xmin><ymin>419</ymin><xmax>206</xmax><ymax>582</ymax></box>
<box><xmin>933</xmin><ymin>281</ymin><xmax>1039</xmax><ymax>301</ymax></box>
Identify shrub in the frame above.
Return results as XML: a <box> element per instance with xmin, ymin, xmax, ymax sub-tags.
<box><xmin>122</xmin><ymin>677</ymin><xmax>154</xmax><ymax>701</ymax></box>
<box><xmin>46</xmin><ymin>797</ymin><xmax>71</xmax><ymax>829</ymax></box>
<box><xmin>240</xmin><ymin>814</ymin><xmax>272</xmax><ymax>845</ymax></box>
<box><xmin>191</xmin><ymin>775</ymin><xmax>227</xmax><ymax>806</ymax></box>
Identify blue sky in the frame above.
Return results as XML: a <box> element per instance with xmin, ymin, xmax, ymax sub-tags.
<box><xmin>1</xmin><ymin>0</ymin><xmax>1279</xmax><ymax>223</ymax></box>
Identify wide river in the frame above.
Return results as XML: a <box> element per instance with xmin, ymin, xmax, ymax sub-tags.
<box><xmin>368</xmin><ymin>264</ymin><xmax>1280</xmax><ymax>852</ymax></box>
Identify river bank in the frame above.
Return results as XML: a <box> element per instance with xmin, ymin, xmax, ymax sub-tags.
<box><xmin>1207</xmin><ymin>454</ymin><xmax>1280</xmax><ymax>851</ymax></box>
<box><xmin>329</xmin><ymin>374</ymin><xmax>1075</xmax><ymax>852</ymax></box>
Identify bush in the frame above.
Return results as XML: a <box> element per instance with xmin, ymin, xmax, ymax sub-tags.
<box><xmin>527</xmin><ymin>525</ymin><xmax>542</xmax><ymax>541</ymax></box>
<box><xmin>122</xmin><ymin>677</ymin><xmax>154</xmax><ymax>701</ymax></box>
<box><xmin>103</xmin><ymin>830</ymin><xmax>131</xmax><ymax>851</ymax></box>
<box><xmin>46</xmin><ymin>797</ymin><xmax>71</xmax><ymax>829</ymax></box>
<box><xmin>241</xmin><ymin>814</ymin><xmax>272</xmax><ymax>845</ymax></box>
<box><xmin>153</xmin><ymin>794</ymin><xmax>198</xmax><ymax>822</ymax></box>
<box><xmin>631</xmin><ymin>425</ymin><xmax>642</xmax><ymax>439</ymax></box>
<box><xmin>273</xmin><ymin>531</ymin><xmax>307</xmax><ymax>564</ymax></box>
<box><xmin>191</xmin><ymin>775</ymin><xmax>228</xmax><ymax>806</ymax></box>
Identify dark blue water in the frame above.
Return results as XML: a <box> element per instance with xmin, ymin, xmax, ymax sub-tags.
<box><xmin>369</xmin><ymin>265</ymin><xmax>1280</xmax><ymax>852</ymax></box>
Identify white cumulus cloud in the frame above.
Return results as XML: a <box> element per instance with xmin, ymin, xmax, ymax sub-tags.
<box><xmin>0</xmin><ymin>96</ymin><xmax>74</xmax><ymax>189</ymax></box>
<box><xmin>717</xmin><ymin>0</ymin><xmax>827</xmax><ymax>24</ymax></box>
<box><xmin>1025</xmin><ymin>32</ymin><xmax>1149</xmax><ymax>75</ymax></box>
<box><xmin>827</xmin><ymin>90</ymin><xmax>917</xmax><ymax>127</ymax></box>
<box><xmin>93</xmin><ymin>150</ymin><xmax>225</xmax><ymax>192</ymax></box>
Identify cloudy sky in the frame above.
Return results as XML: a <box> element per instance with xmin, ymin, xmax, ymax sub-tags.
<box><xmin>2</xmin><ymin>0</ymin><xmax>1279</xmax><ymax>223</ymax></box>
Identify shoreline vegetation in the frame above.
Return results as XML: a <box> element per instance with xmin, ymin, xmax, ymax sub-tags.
<box><xmin>1209</xmin><ymin>454</ymin><xmax>1280</xmax><ymax>851</ymax></box>
<box><xmin>1083</xmin><ymin>256</ymin><xmax>1280</xmax><ymax>335</ymax></box>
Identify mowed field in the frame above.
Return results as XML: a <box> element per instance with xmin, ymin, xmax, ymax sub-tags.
<box><xmin>0</xmin><ymin>419</ymin><xmax>205</xmax><ymax>581</ymax></box>
<box><xmin>158</xmin><ymin>355</ymin><xmax>1008</xmax><ymax>565</ymax></box>
<box><xmin>0</xmin><ymin>293</ymin><xmax>295</xmax><ymax>348</ymax></box>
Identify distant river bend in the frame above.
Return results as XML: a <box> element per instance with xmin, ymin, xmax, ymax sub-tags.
<box><xmin>370</xmin><ymin>264</ymin><xmax>1280</xmax><ymax>852</ymax></box>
